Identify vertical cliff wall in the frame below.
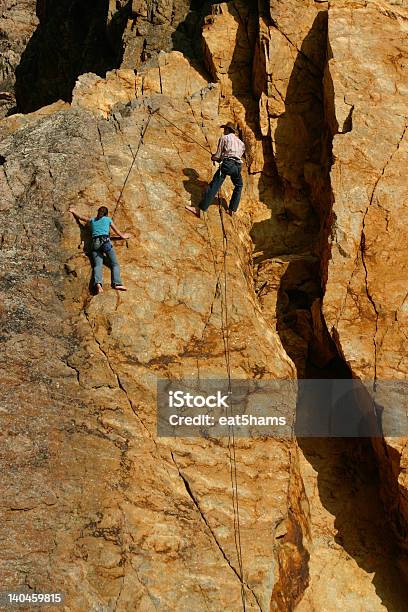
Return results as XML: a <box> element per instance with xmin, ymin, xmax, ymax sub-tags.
<box><xmin>0</xmin><ymin>0</ymin><xmax>37</xmax><ymax>117</ymax></box>
<box><xmin>1</xmin><ymin>0</ymin><xmax>408</xmax><ymax>610</ymax></box>
<box><xmin>232</xmin><ymin>0</ymin><xmax>408</xmax><ymax>606</ymax></box>
<box><xmin>0</xmin><ymin>48</ymin><xmax>314</xmax><ymax>609</ymax></box>
<box><xmin>322</xmin><ymin>0</ymin><xmax>408</xmax><ymax>569</ymax></box>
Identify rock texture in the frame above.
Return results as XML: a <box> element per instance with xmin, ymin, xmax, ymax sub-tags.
<box><xmin>0</xmin><ymin>50</ymin><xmax>312</xmax><ymax>610</ymax></box>
<box><xmin>324</xmin><ymin>0</ymin><xmax>408</xmax><ymax>380</ymax></box>
<box><xmin>108</xmin><ymin>0</ymin><xmax>198</xmax><ymax>70</ymax></box>
<box><xmin>200</xmin><ymin>0</ymin><xmax>330</xmax><ymax>377</ymax></box>
<box><xmin>0</xmin><ymin>0</ymin><xmax>201</xmax><ymax>114</ymax></box>
<box><xmin>14</xmin><ymin>0</ymin><xmax>121</xmax><ymax>112</ymax></box>
<box><xmin>322</xmin><ymin>0</ymin><xmax>408</xmax><ymax>563</ymax></box>
<box><xmin>1</xmin><ymin>0</ymin><xmax>408</xmax><ymax>610</ymax></box>
<box><xmin>246</xmin><ymin>0</ymin><xmax>408</xmax><ymax>606</ymax></box>
<box><xmin>0</xmin><ymin>0</ymin><xmax>37</xmax><ymax>117</ymax></box>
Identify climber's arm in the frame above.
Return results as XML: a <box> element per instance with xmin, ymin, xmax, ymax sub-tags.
<box><xmin>211</xmin><ymin>136</ymin><xmax>225</xmax><ymax>162</ymax></box>
<box><xmin>69</xmin><ymin>208</ymin><xmax>91</xmax><ymax>223</ymax></box>
<box><xmin>110</xmin><ymin>221</ymin><xmax>131</xmax><ymax>240</ymax></box>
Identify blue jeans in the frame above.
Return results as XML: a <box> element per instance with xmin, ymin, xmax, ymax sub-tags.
<box><xmin>92</xmin><ymin>237</ymin><xmax>123</xmax><ymax>287</ymax></box>
<box><xmin>199</xmin><ymin>158</ymin><xmax>243</xmax><ymax>212</ymax></box>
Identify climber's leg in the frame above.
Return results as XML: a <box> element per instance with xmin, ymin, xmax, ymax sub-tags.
<box><xmin>228</xmin><ymin>163</ymin><xmax>243</xmax><ymax>213</ymax></box>
<box><xmin>185</xmin><ymin>166</ymin><xmax>226</xmax><ymax>218</ymax></box>
<box><xmin>107</xmin><ymin>248</ymin><xmax>126</xmax><ymax>290</ymax></box>
<box><xmin>199</xmin><ymin>166</ymin><xmax>226</xmax><ymax>212</ymax></box>
<box><xmin>92</xmin><ymin>249</ymin><xmax>104</xmax><ymax>289</ymax></box>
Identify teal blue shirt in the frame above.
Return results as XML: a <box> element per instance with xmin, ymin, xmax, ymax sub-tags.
<box><xmin>90</xmin><ymin>216</ymin><xmax>112</xmax><ymax>237</ymax></box>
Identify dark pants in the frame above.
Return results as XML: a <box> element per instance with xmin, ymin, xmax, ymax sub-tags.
<box><xmin>199</xmin><ymin>159</ymin><xmax>243</xmax><ymax>213</ymax></box>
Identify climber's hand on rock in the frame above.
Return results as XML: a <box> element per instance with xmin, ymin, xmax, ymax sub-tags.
<box><xmin>121</xmin><ymin>233</ymin><xmax>131</xmax><ymax>240</ymax></box>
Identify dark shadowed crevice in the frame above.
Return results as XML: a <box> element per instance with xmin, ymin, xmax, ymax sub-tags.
<box><xmin>171</xmin><ymin>1</ymin><xmax>205</xmax><ymax>61</ymax></box>
<box><xmin>266</xmin><ymin>7</ymin><xmax>408</xmax><ymax>609</ymax></box>
<box><xmin>171</xmin><ymin>0</ymin><xmax>239</xmax><ymax>64</ymax></box>
<box><xmin>14</xmin><ymin>0</ymin><xmax>207</xmax><ymax>114</ymax></box>
<box><xmin>14</xmin><ymin>0</ymin><xmax>127</xmax><ymax>113</ymax></box>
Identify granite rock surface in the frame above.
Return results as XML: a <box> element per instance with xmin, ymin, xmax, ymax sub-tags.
<box><xmin>322</xmin><ymin>0</ymin><xmax>408</xmax><ymax>571</ymax></box>
<box><xmin>0</xmin><ymin>51</ymin><xmax>309</xmax><ymax>610</ymax></box>
<box><xmin>1</xmin><ymin>1</ymin><xmax>408</xmax><ymax>610</ymax></box>
<box><xmin>0</xmin><ymin>0</ymin><xmax>37</xmax><ymax>117</ymax></box>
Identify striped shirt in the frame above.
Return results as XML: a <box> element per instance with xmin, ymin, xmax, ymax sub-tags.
<box><xmin>214</xmin><ymin>133</ymin><xmax>245</xmax><ymax>163</ymax></box>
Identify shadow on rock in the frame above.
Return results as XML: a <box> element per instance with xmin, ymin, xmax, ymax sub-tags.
<box><xmin>15</xmin><ymin>0</ymin><xmax>127</xmax><ymax>113</ymax></box>
<box><xmin>273</xmin><ymin>13</ymin><xmax>408</xmax><ymax>610</ymax></box>
<box><xmin>182</xmin><ymin>167</ymin><xmax>228</xmax><ymax>211</ymax></box>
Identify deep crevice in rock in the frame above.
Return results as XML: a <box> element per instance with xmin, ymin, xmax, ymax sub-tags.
<box><xmin>14</xmin><ymin>0</ymin><xmax>127</xmax><ymax>113</ymax></box>
<box><xmin>255</xmin><ymin>6</ymin><xmax>408</xmax><ymax>609</ymax></box>
<box><xmin>4</xmin><ymin>0</ymin><xmax>408</xmax><ymax>607</ymax></box>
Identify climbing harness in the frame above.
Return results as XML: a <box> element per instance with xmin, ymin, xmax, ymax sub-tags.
<box><xmin>95</xmin><ymin>235</ymin><xmax>113</xmax><ymax>254</ymax></box>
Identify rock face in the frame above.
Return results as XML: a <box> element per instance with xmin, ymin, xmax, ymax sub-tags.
<box><xmin>1</xmin><ymin>0</ymin><xmax>408</xmax><ymax>610</ymax></box>
<box><xmin>14</xmin><ymin>0</ymin><xmax>121</xmax><ymax>112</ymax></box>
<box><xmin>323</xmin><ymin>0</ymin><xmax>408</xmax><ymax>559</ymax></box>
<box><xmin>247</xmin><ymin>0</ymin><xmax>408</xmax><ymax>605</ymax></box>
<box><xmin>0</xmin><ymin>0</ymin><xmax>200</xmax><ymax>114</ymax></box>
<box><xmin>0</xmin><ymin>0</ymin><xmax>37</xmax><ymax>117</ymax></box>
<box><xmin>0</xmin><ymin>51</ymin><xmax>311</xmax><ymax>609</ymax></box>
<box><xmin>109</xmin><ymin>0</ymin><xmax>198</xmax><ymax>69</ymax></box>
<box><xmin>200</xmin><ymin>0</ymin><xmax>330</xmax><ymax>377</ymax></box>
<box><xmin>324</xmin><ymin>0</ymin><xmax>408</xmax><ymax>380</ymax></box>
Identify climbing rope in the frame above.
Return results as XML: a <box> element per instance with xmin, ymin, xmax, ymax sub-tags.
<box><xmin>218</xmin><ymin>205</ymin><xmax>246</xmax><ymax>610</ymax></box>
<box><xmin>155</xmin><ymin>110</ymin><xmax>213</xmax><ymax>154</ymax></box>
<box><xmin>123</xmin><ymin>107</ymin><xmax>247</xmax><ymax>608</ymax></box>
<box><xmin>113</xmin><ymin>107</ymin><xmax>157</xmax><ymax>218</ymax></box>
<box><xmin>156</xmin><ymin>108</ymin><xmax>247</xmax><ymax>607</ymax></box>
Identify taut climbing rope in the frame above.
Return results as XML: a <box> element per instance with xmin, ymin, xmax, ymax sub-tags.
<box><xmin>154</xmin><ymin>110</ymin><xmax>213</xmax><ymax>154</ymax></box>
<box><xmin>113</xmin><ymin>107</ymin><xmax>158</xmax><ymax>218</ymax></box>
<box><xmin>218</xmin><ymin>205</ymin><xmax>246</xmax><ymax>610</ymax></box>
<box><xmin>136</xmin><ymin>107</ymin><xmax>247</xmax><ymax>609</ymax></box>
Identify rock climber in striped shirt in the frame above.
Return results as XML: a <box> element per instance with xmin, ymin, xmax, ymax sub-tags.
<box><xmin>185</xmin><ymin>122</ymin><xmax>245</xmax><ymax>218</ymax></box>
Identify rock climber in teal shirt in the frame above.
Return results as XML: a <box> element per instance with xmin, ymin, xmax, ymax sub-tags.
<box><xmin>69</xmin><ymin>205</ymin><xmax>131</xmax><ymax>294</ymax></box>
<box><xmin>89</xmin><ymin>214</ymin><xmax>113</xmax><ymax>238</ymax></box>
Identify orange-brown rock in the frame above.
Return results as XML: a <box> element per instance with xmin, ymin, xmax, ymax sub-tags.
<box><xmin>322</xmin><ymin>0</ymin><xmax>408</xmax><ymax>562</ymax></box>
<box><xmin>1</xmin><ymin>0</ymin><xmax>408</xmax><ymax>609</ymax></box>
<box><xmin>109</xmin><ymin>0</ymin><xmax>196</xmax><ymax>70</ymax></box>
<box><xmin>0</xmin><ymin>49</ymin><xmax>313</xmax><ymax>610</ymax></box>
<box><xmin>249</xmin><ymin>0</ymin><xmax>408</xmax><ymax>606</ymax></box>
